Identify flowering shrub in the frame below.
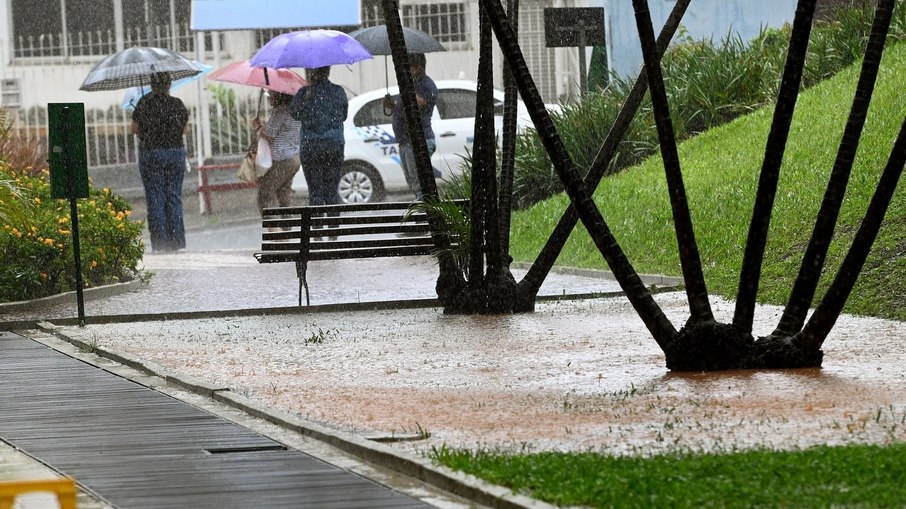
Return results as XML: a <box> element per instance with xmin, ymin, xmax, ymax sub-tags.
<box><xmin>0</xmin><ymin>161</ymin><xmax>145</xmax><ymax>302</ymax></box>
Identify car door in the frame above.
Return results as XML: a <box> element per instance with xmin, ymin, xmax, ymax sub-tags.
<box><xmin>346</xmin><ymin>96</ymin><xmax>408</xmax><ymax>189</ymax></box>
<box><xmin>433</xmin><ymin>87</ymin><xmax>504</xmax><ymax>179</ymax></box>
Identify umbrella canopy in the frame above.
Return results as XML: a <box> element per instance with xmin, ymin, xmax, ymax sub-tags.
<box><xmin>348</xmin><ymin>26</ymin><xmax>445</xmax><ymax>91</ymax></box>
<box><xmin>207</xmin><ymin>60</ymin><xmax>307</xmax><ymax>95</ymax></box>
<box><xmin>250</xmin><ymin>29</ymin><xmax>372</xmax><ymax>69</ymax></box>
<box><xmin>121</xmin><ymin>62</ymin><xmax>213</xmax><ymax>110</ymax></box>
<box><xmin>81</xmin><ymin>46</ymin><xmax>208</xmax><ymax>91</ymax></box>
<box><xmin>348</xmin><ymin>25</ymin><xmax>446</xmax><ymax>55</ymax></box>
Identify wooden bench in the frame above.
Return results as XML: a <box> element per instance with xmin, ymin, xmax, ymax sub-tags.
<box><xmin>254</xmin><ymin>200</ymin><xmax>468</xmax><ymax>305</ymax></box>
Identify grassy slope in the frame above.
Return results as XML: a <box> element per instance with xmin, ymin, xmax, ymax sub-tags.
<box><xmin>510</xmin><ymin>42</ymin><xmax>906</xmax><ymax>321</ymax></box>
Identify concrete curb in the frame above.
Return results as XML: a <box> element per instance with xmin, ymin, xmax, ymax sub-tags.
<box><xmin>0</xmin><ymin>278</ymin><xmax>144</xmax><ymax>314</ymax></box>
<box><xmin>33</xmin><ymin>323</ymin><xmax>564</xmax><ymax>509</ymax></box>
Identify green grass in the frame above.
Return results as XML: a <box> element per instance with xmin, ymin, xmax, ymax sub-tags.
<box><xmin>510</xmin><ymin>41</ymin><xmax>906</xmax><ymax>321</ymax></box>
<box><xmin>432</xmin><ymin>443</ymin><xmax>906</xmax><ymax>508</ymax></box>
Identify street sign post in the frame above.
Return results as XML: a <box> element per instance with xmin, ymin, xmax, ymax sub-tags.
<box><xmin>544</xmin><ymin>7</ymin><xmax>606</xmax><ymax>95</ymax></box>
<box><xmin>47</xmin><ymin>102</ymin><xmax>89</xmax><ymax>325</ymax></box>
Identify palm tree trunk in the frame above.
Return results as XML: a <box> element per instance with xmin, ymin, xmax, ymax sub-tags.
<box><xmin>498</xmin><ymin>0</ymin><xmax>520</xmax><ymax>262</ymax></box>
<box><xmin>517</xmin><ymin>0</ymin><xmax>690</xmax><ymax>300</ymax></box>
<box><xmin>381</xmin><ymin>0</ymin><xmax>466</xmax><ymax>306</ymax></box>
<box><xmin>733</xmin><ymin>0</ymin><xmax>817</xmax><ymax>333</ymax></box>
<box><xmin>632</xmin><ymin>0</ymin><xmax>713</xmax><ymax>324</ymax></box>
<box><xmin>774</xmin><ymin>0</ymin><xmax>894</xmax><ymax>336</ymax></box>
<box><xmin>468</xmin><ymin>2</ymin><xmax>495</xmax><ymax>299</ymax></box>
<box><xmin>796</xmin><ymin>115</ymin><xmax>906</xmax><ymax>349</ymax></box>
<box><xmin>480</xmin><ymin>0</ymin><xmax>677</xmax><ymax>347</ymax></box>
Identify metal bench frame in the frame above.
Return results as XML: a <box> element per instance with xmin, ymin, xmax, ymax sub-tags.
<box><xmin>254</xmin><ymin>200</ymin><xmax>467</xmax><ymax>305</ymax></box>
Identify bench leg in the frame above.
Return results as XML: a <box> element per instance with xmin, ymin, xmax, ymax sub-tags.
<box><xmin>295</xmin><ymin>261</ymin><xmax>310</xmax><ymax>306</ymax></box>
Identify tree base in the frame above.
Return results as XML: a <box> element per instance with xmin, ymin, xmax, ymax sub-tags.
<box><xmin>440</xmin><ymin>272</ymin><xmax>534</xmax><ymax>314</ymax></box>
<box><xmin>664</xmin><ymin>321</ymin><xmax>823</xmax><ymax>371</ymax></box>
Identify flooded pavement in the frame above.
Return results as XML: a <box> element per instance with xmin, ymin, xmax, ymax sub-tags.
<box><xmin>45</xmin><ymin>291</ymin><xmax>906</xmax><ymax>458</ymax></box>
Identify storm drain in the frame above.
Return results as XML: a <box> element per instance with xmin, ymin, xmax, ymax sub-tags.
<box><xmin>203</xmin><ymin>445</ymin><xmax>288</xmax><ymax>454</ymax></box>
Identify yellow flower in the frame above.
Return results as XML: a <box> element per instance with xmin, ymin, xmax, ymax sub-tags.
<box><xmin>43</xmin><ymin>238</ymin><xmax>54</xmax><ymax>246</ymax></box>
<box><xmin>39</xmin><ymin>273</ymin><xmax>48</xmax><ymax>280</ymax></box>
<box><xmin>58</xmin><ymin>229</ymin><xmax>71</xmax><ymax>235</ymax></box>
<box><xmin>90</xmin><ymin>260</ymin><xmax>98</xmax><ymax>268</ymax></box>
<box><xmin>56</xmin><ymin>243</ymin><xmax>64</xmax><ymax>249</ymax></box>
<box><xmin>102</xmin><ymin>187</ymin><xmax>110</xmax><ymax>194</ymax></box>
<box><xmin>116</xmin><ymin>211</ymin><xmax>125</xmax><ymax>221</ymax></box>
<box><xmin>10</xmin><ymin>228</ymin><xmax>21</xmax><ymax>238</ymax></box>
<box><xmin>33</xmin><ymin>197</ymin><xmax>41</xmax><ymax>204</ymax></box>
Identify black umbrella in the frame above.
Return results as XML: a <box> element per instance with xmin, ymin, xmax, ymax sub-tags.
<box><xmin>80</xmin><ymin>46</ymin><xmax>208</xmax><ymax>91</ymax></box>
<box><xmin>348</xmin><ymin>25</ymin><xmax>446</xmax><ymax>89</ymax></box>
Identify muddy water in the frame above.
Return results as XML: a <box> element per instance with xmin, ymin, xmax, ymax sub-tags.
<box><xmin>61</xmin><ymin>292</ymin><xmax>906</xmax><ymax>457</ymax></box>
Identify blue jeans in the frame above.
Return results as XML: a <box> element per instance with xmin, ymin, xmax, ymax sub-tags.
<box><xmin>300</xmin><ymin>142</ymin><xmax>343</xmax><ymax>206</ymax></box>
<box><xmin>138</xmin><ymin>147</ymin><xmax>186</xmax><ymax>252</ymax></box>
<box><xmin>399</xmin><ymin>139</ymin><xmax>437</xmax><ymax>200</ymax></box>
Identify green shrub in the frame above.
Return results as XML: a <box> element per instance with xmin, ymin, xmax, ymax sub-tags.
<box><xmin>0</xmin><ymin>162</ymin><xmax>145</xmax><ymax>302</ymax></box>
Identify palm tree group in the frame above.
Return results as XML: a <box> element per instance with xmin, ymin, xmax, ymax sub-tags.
<box><xmin>379</xmin><ymin>0</ymin><xmax>905</xmax><ymax>371</ymax></box>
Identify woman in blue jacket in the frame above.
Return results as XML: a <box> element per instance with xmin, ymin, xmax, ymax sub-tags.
<box><xmin>290</xmin><ymin>66</ymin><xmax>348</xmax><ymax>206</ymax></box>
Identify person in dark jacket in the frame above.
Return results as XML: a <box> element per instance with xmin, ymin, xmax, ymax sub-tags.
<box><xmin>382</xmin><ymin>53</ymin><xmax>438</xmax><ymax>200</ymax></box>
<box><xmin>130</xmin><ymin>72</ymin><xmax>189</xmax><ymax>253</ymax></box>
<box><xmin>290</xmin><ymin>66</ymin><xmax>348</xmax><ymax>206</ymax></box>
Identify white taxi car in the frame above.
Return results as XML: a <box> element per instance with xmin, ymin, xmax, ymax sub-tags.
<box><xmin>292</xmin><ymin>80</ymin><xmax>550</xmax><ymax>203</ymax></box>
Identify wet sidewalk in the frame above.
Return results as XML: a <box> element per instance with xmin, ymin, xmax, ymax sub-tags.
<box><xmin>0</xmin><ymin>217</ymin><xmax>673</xmax><ymax>323</ymax></box>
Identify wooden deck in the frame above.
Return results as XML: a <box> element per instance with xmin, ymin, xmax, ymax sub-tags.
<box><xmin>0</xmin><ymin>331</ymin><xmax>432</xmax><ymax>508</ymax></box>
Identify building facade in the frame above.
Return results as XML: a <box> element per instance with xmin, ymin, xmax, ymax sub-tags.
<box><xmin>0</xmin><ymin>0</ymin><xmax>796</xmax><ymax>168</ymax></box>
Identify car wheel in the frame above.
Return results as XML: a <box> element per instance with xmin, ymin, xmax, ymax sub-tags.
<box><xmin>338</xmin><ymin>163</ymin><xmax>384</xmax><ymax>204</ymax></box>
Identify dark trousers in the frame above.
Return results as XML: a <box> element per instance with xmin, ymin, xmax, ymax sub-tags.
<box><xmin>300</xmin><ymin>142</ymin><xmax>343</xmax><ymax>206</ymax></box>
<box><xmin>138</xmin><ymin>147</ymin><xmax>186</xmax><ymax>252</ymax></box>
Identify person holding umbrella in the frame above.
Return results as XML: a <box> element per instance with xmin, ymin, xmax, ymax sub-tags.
<box><xmin>381</xmin><ymin>53</ymin><xmax>438</xmax><ymax>201</ymax></box>
<box><xmin>130</xmin><ymin>72</ymin><xmax>190</xmax><ymax>253</ymax></box>
<box><xmin>252</xmin><ymin>91</ymin><xmax>302</xmax><ymax>217</ymax></box>
<box><xmin>289</xmin><ymin>66</ymin><xmax>348</xmax><ymax>208</ymax></box>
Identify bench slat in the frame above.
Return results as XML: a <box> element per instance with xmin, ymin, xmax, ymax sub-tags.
<box><xmin>255</xmin><ymin>245</ymin><xmax>438</xmax><ymax>263</ymax></box>
<box><xmin>260</xmin><ymin>236</ymin><xmax>439</xmax><ymax>252</ymax></box>
<box><xmin>262</xmin><ymin>199</ymin><xmax>468</xmax><ymax>217</ymax></box>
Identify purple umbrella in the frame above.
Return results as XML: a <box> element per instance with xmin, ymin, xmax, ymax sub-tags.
<box><xmin>250</xmin><ymin>29</ymin><xmax>372</xmax><ymax>70</ymax></box>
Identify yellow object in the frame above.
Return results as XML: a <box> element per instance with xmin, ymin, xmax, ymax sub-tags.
<box><xmin>0</xmin><ymin>478</ymin><xmax>77</xmax><ymax>509</ymax></box>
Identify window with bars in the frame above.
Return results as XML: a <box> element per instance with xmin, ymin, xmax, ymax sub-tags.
<box><xmin>9</xmin><ymin>0</ymin><xmax>209</xmax><ymax>59</ymax></box>
<box><xmin>359</xmin><ymin>0</ymin><xmax>470</xmax><ymax>49</ymax></box>
<box><xmin>402</xmin><ymin>2</ymin><xmax>469</xmax><ymax>48</ymax></box>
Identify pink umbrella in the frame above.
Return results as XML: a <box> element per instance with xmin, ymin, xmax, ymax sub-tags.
<box><xmin>206</xmin><ymin>60</ymin><xmax>307</xmax><ymax>95</ymax></box>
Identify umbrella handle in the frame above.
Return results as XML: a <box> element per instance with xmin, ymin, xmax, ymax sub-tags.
<box><xmin>256</xmin><ymin>88</ymin><xmax>264</xmax><ymax>118</ymax></box>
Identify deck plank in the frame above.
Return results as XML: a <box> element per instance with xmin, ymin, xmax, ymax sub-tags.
<box><xmin>0</xmin><ymin>332</ymin><xmax>432</xmax><ymax>508</ymax></box>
